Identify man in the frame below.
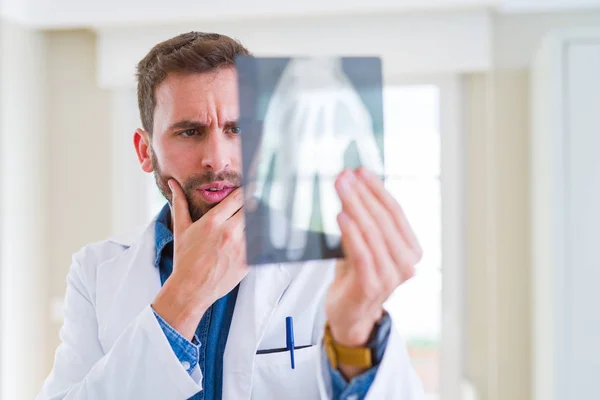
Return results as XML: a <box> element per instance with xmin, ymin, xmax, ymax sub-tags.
<box><xmin>38</xmin><ymin>32</ymin><xmax>424</xmax><ymax>399</ymax></box>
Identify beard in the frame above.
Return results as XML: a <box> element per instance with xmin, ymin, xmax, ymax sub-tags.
<box><xmin>151</xmin><ymin>152</ymin><xmax>242</xmax><ymax>222</ymax></box>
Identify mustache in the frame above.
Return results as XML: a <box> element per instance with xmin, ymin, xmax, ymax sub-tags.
<box><xmin>182</xmin><ymin>170</ymin><xmax>243</xmax><ymax>192</ymax></box>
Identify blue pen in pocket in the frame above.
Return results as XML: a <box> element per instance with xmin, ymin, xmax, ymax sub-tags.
<box><xmin>286</xmin><ymin>316</ymin><xmax>295</xmax><ymax>369</ymax></box>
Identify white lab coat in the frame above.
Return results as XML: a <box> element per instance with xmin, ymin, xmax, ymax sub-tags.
<box><xmin>37</xmin><ymin>217</ymin><xmax>424</xmax><ymax>400</ymax></box>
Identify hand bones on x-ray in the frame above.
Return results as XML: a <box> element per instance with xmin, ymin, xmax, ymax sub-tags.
<box><xmin>248</xmin><ymin>58</ymin><xmax>384</xmax><ymax>261</ymax></box>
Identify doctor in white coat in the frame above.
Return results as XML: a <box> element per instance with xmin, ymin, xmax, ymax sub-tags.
<box><xmin>37</xmin><ymin>32</ymin><xmax>425</xmax><ymax>400</ymax></box>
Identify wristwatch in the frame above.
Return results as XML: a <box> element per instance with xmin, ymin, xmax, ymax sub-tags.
<box><xmin>323</xmin><ymin>311</ymin><xmax>391</xmax><ymax>370</ymax></box>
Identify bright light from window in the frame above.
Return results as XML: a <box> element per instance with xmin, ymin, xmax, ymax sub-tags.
<box><xmin>383</xmin><ymin>85</ymin><xmax>441</xmax><ymax>397</ymax></box>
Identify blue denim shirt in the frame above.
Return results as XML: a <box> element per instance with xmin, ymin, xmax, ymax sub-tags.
<box><xmin>152</xmin><ymin>204</ymin><xmax>380</xmax><ymax>399</ymax></box>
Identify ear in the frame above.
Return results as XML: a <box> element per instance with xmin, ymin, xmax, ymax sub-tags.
<box><xmin>134</xmin><ymin>128</ymin><xmax>154</xmax><ymax>173</ymax></box>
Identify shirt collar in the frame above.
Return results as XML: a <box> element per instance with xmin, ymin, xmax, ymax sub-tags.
<box><xmin>154</xmin><ymin>203</ymin><xmax>174</xmax><ymax>269</ymax></box>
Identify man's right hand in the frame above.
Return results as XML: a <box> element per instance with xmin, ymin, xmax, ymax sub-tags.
<box><xmin>151</xmin><ymin>179</ymin><xmax>250</xmax><ymax>340</ymax></box>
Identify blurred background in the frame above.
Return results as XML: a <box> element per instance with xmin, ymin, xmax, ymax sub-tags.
<box><xmin>1</xmin><ymin>0</ymin><xmax>600</xmax><ymax>399</ymax></box>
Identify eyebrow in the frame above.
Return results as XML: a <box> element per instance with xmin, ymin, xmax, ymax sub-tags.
<box><xmin>167</xmin><ymin>120</ymin><xmax>208</xmax><ymax>133</ymax></box>
<box><xmin>167</xmin><ymin>119</ymin><xmax>239</xmax><ymax>133</ymax></box>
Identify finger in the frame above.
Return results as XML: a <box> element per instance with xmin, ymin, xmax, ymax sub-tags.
<box><xmin>334</xmin><ymin>258</ymin><xmax>349</xmax><ymax>281</ymax></box>
<box><xmin>204</xmin><ymin>187</ymin><xmax>244</xmax><ymax>225</ymax></box>
<box><xmin>350</xmin><ymin>169</ymin><xmax>420</xmax><ymax>269</ymax></box>
<box><xmin>168</xmin><ymin>179</ymin><xmax>192</xmax><ymax>238</ymax></box>
<box><xmin>225</xmin><ymin>208</ymin><xmax>246</xmax><ymax>241</ymax></box>
<box><xmin>240</xmin><ymin>237</ymin><xmax>249</xmax><ymax>267</ymax></box>
<box><xmin>231</xmin><ymin>223</ymin><xmax>249</xmax><ymax>270</ymax></box>
<box><xmin>230</xmin><ymin>258</ymin><xmax>251</xmax><ymax>284</ymax></box>
<box><xmin>357</xmin><ymin>167</ymin><xmax>423</xmax><ymax>257</ymax></box>
<box><xmin>337</xmin><ymin>211</ymin><xmax>377</xmax><ymax>287</ymax></box>
<box><xmin>223</xmin><ymin>247</ymin><xmax>250</xmax><ymax>291</ymax></box>
<box><xmin>335</xmin><ymin>171</ymin><xmax>396</xmax><ymax>282</ymax></box>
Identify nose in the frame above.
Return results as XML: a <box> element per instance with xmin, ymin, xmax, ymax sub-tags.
<box><xmin>201</xmin><ymin>130</ymin><xmax>232</xmax><ymax>172</ymax></box>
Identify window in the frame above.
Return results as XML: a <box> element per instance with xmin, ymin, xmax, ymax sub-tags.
<box><xmin>383</xmin><ymin>84</ymin><xmax>442</xmax><ymax>398</ymax></box>
<box><xmin>383</xmin><ymin>79</ymin><xmax>465</xmax><ymax>400</ymax></box>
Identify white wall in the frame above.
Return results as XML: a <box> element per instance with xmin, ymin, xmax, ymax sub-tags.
<box><xmin>464</xmin><ymin>10</ymin><xmax>600</xmax><ymax>400</ymax></box>
<box><xmin>1</xmin><ymin>26</ymin><xmax>114</xmax><ymax>397</ymax></box>
<box><xmin>3</xmin><ymin>0</ymin><xmax>499</xmax><ymax>28</ymax></box>
<box><xmin>45</xmin><ymin>30</ymin><xmax>114</xmax><ymax>367</ymax></box>
<box><xmin>111</xmin><ymin>88</ymin><xmax>152</xmax><ymax>234</ymax></box>
<box><xmin>530</xmin><ymin>29</ymin><xmax>600</xmax><ymax>400</ymax></box>
<box><xmin>97</xmin><ymin>10</ymin><xmax>492</xmax><ymax>88</ymax></box>
<box><xmin>494</xmin><ymin>10</ymin><xmax>600</xmax><ymax>68</ymax></box>
<box><xmin>0</xmin><ymin>18</ymin><xmax>49</xmax><ymax>400</ymax></box>
<box><xmin>3</xmin><ymin>0</ymin><xmax>600</xmax><ymax>29</ymax></box>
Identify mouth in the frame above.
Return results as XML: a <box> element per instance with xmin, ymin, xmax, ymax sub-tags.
<box><xmin>197</xmin><ymin>182</ymin><xmax>237</xmax><ymax>204</ymax></box>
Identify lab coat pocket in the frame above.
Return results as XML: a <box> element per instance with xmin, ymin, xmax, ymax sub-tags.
<box><xmin>252</xmin><ymin>345</ymin><xmax>321</xmax><ymax>399</ymax></box>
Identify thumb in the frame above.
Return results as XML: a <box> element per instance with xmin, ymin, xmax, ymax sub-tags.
<box><xmin>334</xmin><ymin>258</ymin><xmax>349</xmax><ymax>281</ymax></box>
<box><xmin>168</xmin><ymin>179</ymin><xmax>192</xmax><ymax>237</ymax></box>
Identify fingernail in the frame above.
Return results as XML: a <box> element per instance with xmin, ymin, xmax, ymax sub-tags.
<box><xmin>167</xmin><ymin>180</ymin><xmax>173</xmax><ymax>191</ymax></box>
<box><xmin>358</xmin><ymin>167</ymin><xmax>370</xmax><ymax>179</ymax></box>
<box><xmin>345</xmin><ymin>169</ymin><xmax>357</xmax><ymax>184</ymax></box>
<box><xmin>337</xmin><ymin>171</ymin><xmax>355</xmax><ymax>196</ymax></box>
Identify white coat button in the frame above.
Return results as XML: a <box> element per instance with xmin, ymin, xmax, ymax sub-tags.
<box><xmin>181</xmin><ymin>361</ymin><xmax>191</xmax><ymax>370</ymax></box>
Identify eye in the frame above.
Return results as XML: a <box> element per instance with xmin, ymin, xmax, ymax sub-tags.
<box><xmin>229</xmin><ymin>126</ymin><xmax>241</xmax><ymax>135</ymax></box>
<box><xmin>180</xmin><ymin>129</ymin><xmax>199</xmax><ymax>137</ymax></box>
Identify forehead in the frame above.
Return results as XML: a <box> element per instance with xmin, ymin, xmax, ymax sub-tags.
<box><xmin>152</xmin><ymin>68</ymin><xmax>239</xmax><ymax>131</ymax></box>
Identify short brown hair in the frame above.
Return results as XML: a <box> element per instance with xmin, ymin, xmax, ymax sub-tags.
<box><xmin>136</xmin><ymin>31</ymin><xmax>251</xmax><ymax>135</ymax></box>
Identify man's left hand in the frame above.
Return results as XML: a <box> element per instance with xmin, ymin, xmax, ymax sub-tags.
<box><xmin>325</xmin><ymin>167</ymin><xmax>423</xmax><ymax>376</ymax></box>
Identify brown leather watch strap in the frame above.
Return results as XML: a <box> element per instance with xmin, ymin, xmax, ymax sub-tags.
<box><xmin>323</xmin><ymin>323</ymin><xmax>373</xmax><ymax>370</ymax></box>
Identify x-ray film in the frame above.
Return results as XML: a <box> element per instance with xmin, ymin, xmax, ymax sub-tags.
<box><xmin>237</xmin><ymin>56</ymin><xmax>384</xmax><ymax>265</ymax></box>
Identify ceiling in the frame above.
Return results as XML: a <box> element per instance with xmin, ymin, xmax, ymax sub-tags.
<box><xmin>1</xmin><ymin>0</ymin><xmax>600</xmax><ymax>29</ymax></box>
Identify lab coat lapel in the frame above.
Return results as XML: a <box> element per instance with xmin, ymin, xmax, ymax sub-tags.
<box><xmin>96</xmin><ymin>220</ymin><xmax>161</xmax><ymax>350</ymax></box>
<box><xmin>96</xmin><ymin>219</ymin><xmax>294</xmax><ymax>399</ymax></box>
<box><xmin>223</xmin><ymin>263</ymin><xmax>291</xmax><ymax>399</ymax></box>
